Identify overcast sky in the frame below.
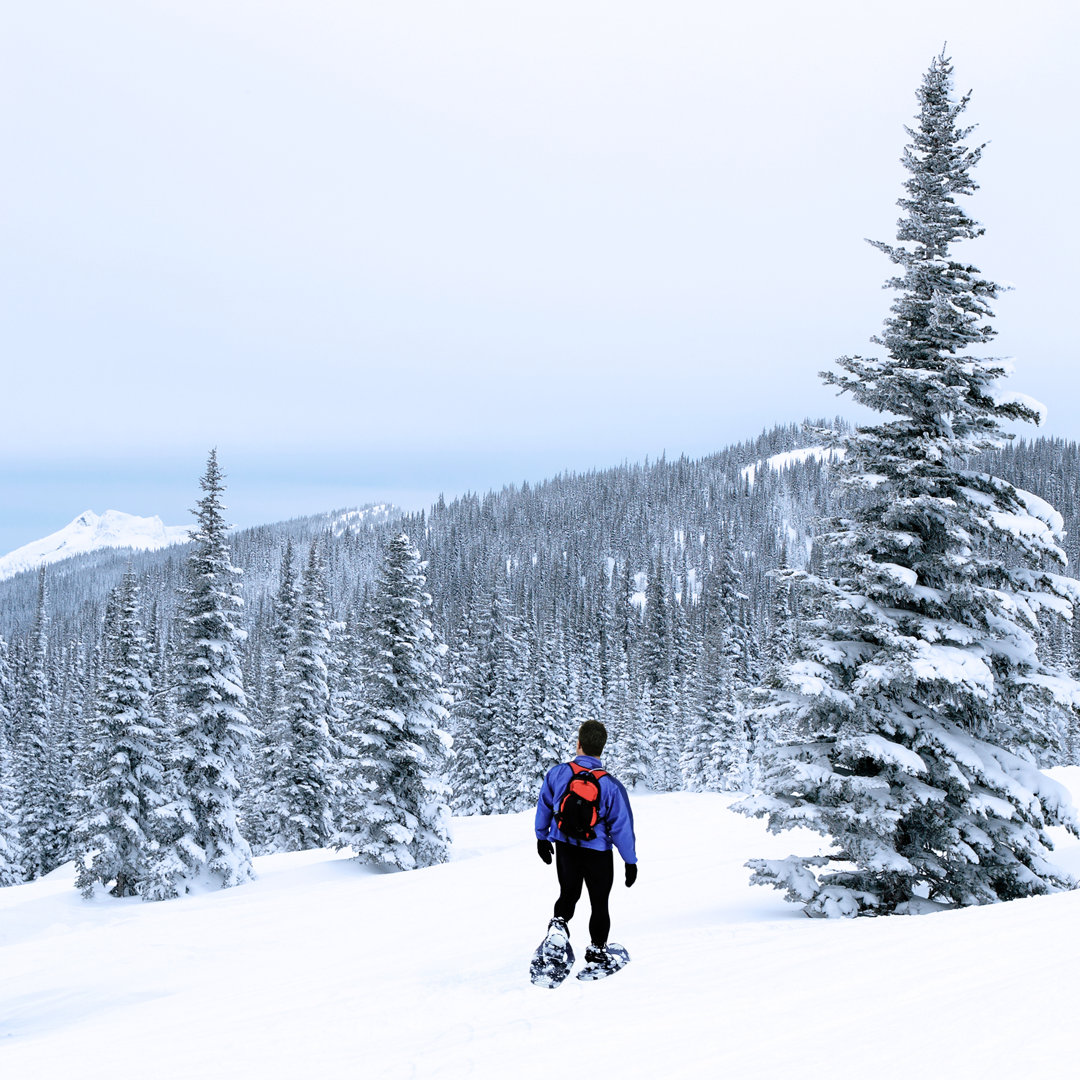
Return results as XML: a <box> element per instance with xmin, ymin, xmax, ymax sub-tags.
<box><xmin>2</xmin><ymin>1</ymin><xmax>1078</xmax><ymax>553</ymax></box>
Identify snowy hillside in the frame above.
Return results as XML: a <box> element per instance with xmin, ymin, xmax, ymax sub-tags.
<box><xmin>4</xmin><ymin>774</ymin><xmax>1080</xmax><ymax>1080</ymax></box>
<box><xmin>0</xmin><ymin>510</ymin><xmax>192</xmax><ymax>581</ymax></box>
<box><xmin>740</xmin><ymin>445</ymin><xmax>846</xmax><ymax>486</ymax></box>
<box><xmin>327</xmin><ymin>504</ymin><xmax>397</xmax><ymax>535</ymax></box>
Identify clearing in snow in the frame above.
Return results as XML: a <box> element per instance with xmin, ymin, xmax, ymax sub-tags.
<box><xmin>3</xmin><ymin>775</ymin><xmax>1080</xmax><ymax>1079</ymax></box>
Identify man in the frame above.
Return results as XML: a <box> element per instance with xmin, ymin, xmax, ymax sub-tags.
<box><xmin>534</xmin><ymin>718</ymin><xmax>638</xmax><ymax>974</ymax></box>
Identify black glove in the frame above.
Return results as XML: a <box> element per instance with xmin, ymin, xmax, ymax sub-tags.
<box><xmin>625</xmin><ymin>863</ymin><xmax>638</xmax><ymax>888</ymax></box>
<box><xmin>537</xmin><ymin>839</ymin><xmax>554</xmax><ymax>865</ymax></box>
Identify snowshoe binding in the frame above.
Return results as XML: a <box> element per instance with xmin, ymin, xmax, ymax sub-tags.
<box><xmin>576</xmin><ymin>942</ymin><xmax>630</xmax><ymax>982</ymax></box>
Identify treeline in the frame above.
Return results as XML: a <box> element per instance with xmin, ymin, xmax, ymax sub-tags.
<box><xmin>2</xmin><ymin>425</ymin><xmax>1080</xmax><ymax>893</ymax></box>
<box><xmin>0</xmin><ymin>455</ymin><xmax>450</xmax><ymax>892</ymax></box>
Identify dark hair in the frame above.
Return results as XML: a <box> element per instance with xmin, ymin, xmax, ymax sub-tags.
<box><xmin>578</xmin><ymin>719</ymin><xmax>608</xmax><ymax>757</ymax></box>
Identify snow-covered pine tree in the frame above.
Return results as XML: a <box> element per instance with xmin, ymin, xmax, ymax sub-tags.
<box><xmin>446</xmin><ymin>580</ymin><xmax>526</xmax><ymax>814</ymax></box>
<box><xmin>326</xmin><ymin>609</ymin><xmax>363</xmax><ymax>832</ymax></box>
<box><xmin>539</xmin><ymin>620</ymin><xmax>572</xmax><ymax>755</ymax></box>
<box><xmin>663</xmin><ymin>579</ymin><xmax>694</xmax><ymax>788</ymax></box>
<box><xmin>446</xmin><ymin>587</ymin><xmax>496</xmax><ymax>816</ymax></box>
<box><xmin>615</xmin><ymin>559</ymin><xmax>639</xmax><ymax>658</ymax></box>
<box><xmin>642</xmin><ymin>548</ymin><xmax>670</xmax><ymax>692</ymax></box>
<box><xmin>0</xmin><ymin>635</ymin><xmax>12</xmax><ymax>742</ymax></box>
<box><xmin>159</xmin><ymin>450</ymin><xmax>255</xmax><ymax>892</ymax></box>
<box><xmin>738</xmin><ymin>52</ymin><xmax>1080</xmax><ymax>917</ymax></box>
<box><xmin>54</xmin><ymin>641</ymin><xmax>91</xmax><ymax>846</ymax></box>
<box><xmin>14</xmin><ymin>568</ymin><xmax>67</xmax><ymax>878</ymax></box>
<box><xmin>344</xmin><ymin>533</ymin><xmax>452</xmax><ymax>870</ymax></box>
<box><xmin>652</xmin><ymin>668</ymin><xmax>682</xmax><ymax>792</ymax></box>
<box><xmin>273</xmin><ymin>540</ymin><xmax>337</xmax><ymax>851</ymax></box>
<box><xmin>267</xmin><ymin>537</ymin><xmax>299</xmax><ymax>731</ymax></box>
<box><xmin>493</xmin><ymin>594</ymin><xmax>530</xmax><ymax>809</ymax></box>
<box><xmin>332</xmin><ymin>611</ymin><xmax>379</xmax><ymax>845</ymax></box>
<box><xmin>137</xmin><ymin>602</ymin><xmax>190</xmax><ymax>902</ymax></box>
<box><xmin>249</xmin><ymin>540</ymin><xmax>299</xmax><ymax>852</ymax></box>
<box><xmin>0</xmin><ymin>635</ymin><xmax>22</xmax><ymax>886</ymax></box>
<box><xmin>513</xmin><ymin>619</ymin><xmax>566</xmax><ymax>809</ymax></box>
<box><xmin>0</xmin><ymin>751</ymin><xmax>19</xmax><ymax>886</ymax></box>
<box><xmin>682</xmin><ymin>566</ymin><xmax>748</xmax><ymax>791</ymax></box>
<box><xmin>717</xmin><ymin>522</ymin><xmax>752</xmax><ymax>684</ymax></box>
<box><xmin>445</xmin><ymin>675</ymin><xmax>481</xmax><ymax>815</ymax></box>
<box><xmin>620</xmin><ymin>683</ymin><xmax>654</xmax><ymax>790</ymax></box>
<box><xmin>75</xmin><ymin>569</ymin><xmax>167</xmax><ymax>897</ymax></box>
<box><xmin>642</xmin><ymin>549</ymin><xmax>688</xmax><ymax>791</ymax></box>
<box><xmin>602</xmin><ymin>650</ymin><xmax>634</xmax><ymax>776</ymax></box>
<box><xmin>482</xmin><ymin>587</ymin><xmax>528</xmax><ymax>809</ymax></box>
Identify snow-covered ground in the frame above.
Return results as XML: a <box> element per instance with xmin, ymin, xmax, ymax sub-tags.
<box><xmin>0</xmin><ymin>510</ymin><xmax>192</xmax><ymax>580</ymax></box>
<box><xmin>4</xmin><ymin>773</ymin><xmax>1080</xmax><ymax>1079</ymax></box>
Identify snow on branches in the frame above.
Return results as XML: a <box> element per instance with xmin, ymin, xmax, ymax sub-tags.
<box><xmin>738</xmin><ymin>52</ymin><xmax>1080</xmax><ymax>917</ymax></box>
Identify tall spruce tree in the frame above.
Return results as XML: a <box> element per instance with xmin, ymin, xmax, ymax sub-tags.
<box><xmin>159</xmin><ymin>451</ymin><xmax>255</xmax><ymax>892</ymax></box>
<box><xmin>14</xmin><ymin>568</ymin><xmax>67</xmax><ymax>878</ymax></box>
<box><xmin>682</xmin><ymin>567</ymin><xmax>747</xmax><ymax>790</ymax></box>
<box><xmin>342</xmin><ymin>533</ymin><xmax>452</xmax><ymax>870</ymax></box>
<box><xmin>273</xmin><ymin>540</ymin><xmax>337</xmax><ymax>851</ymax></box>
<box><xmin>0</xmin><ymin>741</ymin><xmax>18</xmax><ymax>886</ymax></box>
<box><xmin>55</xmin><ymin>641</ymin><xmax>91</xmax><ymax>848</ymax></box>
<box><xmin>250</xmin><ymin>540</ymin><xmax>300</xmax><ymax>851</ymax></box>
<box><xmin>738</xmin><ymin>53</ymin><xmax>1080</xmax><ymax>917</ymax></box>
<box><xmin>620</xmin><ymin>684</ymin><xmax>653</xmax><ymax>789</ymax></box>
<box><xmin>602</xmin><ymin>650</ymin><xmax>634</xmax><ymax>776</ymax></box>
<box><xmin>326</xmin><ymin>610</ymin><xmax>364</xmax><ymax>833</ymax></box>
<box><xmin>0</xmin><ymin>635</ymin><xmax>11</xmax><ymax>743</ymax></box>
<box><xmin>492</xmin><ymin>593</ymin><xmax>529</xmax><ymax>809</ymax></box>
<box><xmin>447</xmin><ymin>586</ymin><xmax>503</xmax><ymax>814</ymax></box>
<box><xmin>513</xmin><ymin>620</ymin><xmax>567</xmax><ymax>809</ymax></box>
<box><xmin>75</xmin><ymin>570</ymin><xmax>167</xmax><ymax>897</ymax></box>
<box><xmin>0</xmin><ymin>635</ymin><xmax>21</xmax><ymax>885</ymax></box>
<box><xmin>446</xmin><ymin>616</ymin><xmax>487</xmax><ymax>817</ymax></box>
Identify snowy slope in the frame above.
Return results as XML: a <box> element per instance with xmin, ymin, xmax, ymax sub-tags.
<box><xmin>3</xmin><ymin>776</ymin><xmax>1080</xmax><ymax>1079</ymax></box>
<box><xmin>741</xmin><ymin>445</ymin><xmax>846</xmax><ymax>486</ymax></box>
<box><xmin>327</xmin><ymin>504</ymin><xmax>398</xmax><ymax>535</ymax></box>
<box><xmin>0</xmin><ymin>510</ymin><xmax>193</xmax><ymax>581</ymax></box>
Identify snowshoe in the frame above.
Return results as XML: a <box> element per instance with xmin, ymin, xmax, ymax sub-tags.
<box><xmin>529</xmin><ymin>917</ymin><xmax>575</xmax><ymax>988</ymax></box>
<box><xmin>576</xmin><ymin>942</ymin><xmax>630</xmax><ymax>982</ymax></box>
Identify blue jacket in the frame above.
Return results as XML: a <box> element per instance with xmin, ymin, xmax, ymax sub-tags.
<box><xmin>535</xmin><ymin>755</ymin><xmax>637</xmax><ymax>864</ymax></box>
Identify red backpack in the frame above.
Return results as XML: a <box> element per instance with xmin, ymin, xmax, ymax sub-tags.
<box><xmin>555</xmin><ymin>762</ymin><xmax>608</xmax><ymax>841</ymax></box>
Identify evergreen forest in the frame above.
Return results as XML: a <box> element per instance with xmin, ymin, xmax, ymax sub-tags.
<box><xmin>2</xmin><ymin>53</ymin><xmax>1078</xmax><ymax>915</ymax></box>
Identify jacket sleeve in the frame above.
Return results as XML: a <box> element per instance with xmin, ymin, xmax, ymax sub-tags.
<box><xmin>604</xmin><ymin>778</ymin><xmax>637</xmax><ymax>864</ymax></box>
<box><xmin>535</xmin><ymin>765</ymin><xmax>561</xmax><ymax>840</ymax></box>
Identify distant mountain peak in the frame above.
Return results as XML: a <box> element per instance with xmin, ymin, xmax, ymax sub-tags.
<box><xmin>0</xmin><ymin>510</ymin><xmax>193</xmax><ymax>581</ymax></box>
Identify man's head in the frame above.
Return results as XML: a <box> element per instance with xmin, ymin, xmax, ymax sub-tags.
<box><xmin>576</xmin><ymin>718</ymin><xmax>608</xmax><ymax>758</ymax></box>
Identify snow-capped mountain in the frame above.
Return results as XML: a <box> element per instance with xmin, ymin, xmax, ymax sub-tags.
<box><xmin>0</xmin><ymin>510</ymin><xmax>193</xmax><ymax>581</ymax></box>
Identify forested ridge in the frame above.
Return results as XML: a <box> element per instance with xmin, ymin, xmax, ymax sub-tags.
<box><xmin>2</xmin><ymin>421</ymin><xmax>1079</xmax><ymax>891</ymax></box>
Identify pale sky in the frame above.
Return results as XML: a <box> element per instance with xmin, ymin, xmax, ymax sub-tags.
<box><xmin>2</xmin><ymin>1</ymin><xmax>1078</xmax><ymax>553</ymax></box>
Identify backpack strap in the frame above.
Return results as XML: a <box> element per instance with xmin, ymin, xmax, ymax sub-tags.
<box><xmin>591</xmin><ymin>771</ymin><xmax>609</xmax><ymax>830</ymax></box>
<box><xmin>567</xmin><ymin>762</ymin><xmax>607</xmax><ymax>782</ymax></box>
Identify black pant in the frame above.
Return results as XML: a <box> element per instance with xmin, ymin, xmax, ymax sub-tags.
<box><xmin>553</xmin><ymin>842</ymin><xmax>614</xmax><ymax>946</ymax></box>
